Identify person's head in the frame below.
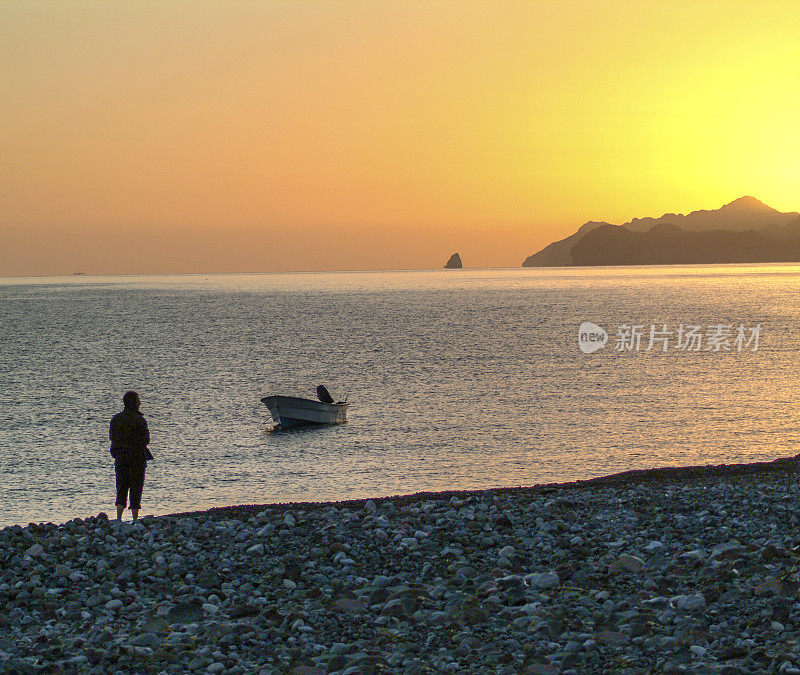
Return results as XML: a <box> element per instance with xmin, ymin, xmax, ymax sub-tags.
<box><xmin>122</xmin><ymin>391</ymin><xmax>140</xmax><ymax>410</ymax></box>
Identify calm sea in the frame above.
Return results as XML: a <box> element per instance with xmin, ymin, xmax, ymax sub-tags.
<box><xmin>1</xmin><ymin>265</ymin><xmax>799</xmax><ymax>527</ymax></box>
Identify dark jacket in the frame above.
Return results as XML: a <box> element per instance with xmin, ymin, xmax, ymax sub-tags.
<box><xmin>110</xmin><ymin>408</ymin><xmax>152</xmax><ymax>464</ymax></box>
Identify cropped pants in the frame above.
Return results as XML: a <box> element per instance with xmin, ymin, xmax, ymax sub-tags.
<box><xmin>115</xmin><ymin>459</ymin><xmax>146</xmax><ymax>510</ymax></box>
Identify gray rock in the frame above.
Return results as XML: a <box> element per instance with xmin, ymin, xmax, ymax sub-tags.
<box><xmin>526</xmin><ymin>571</ymin><xmax>560</xmax><ymax>589</ymax></box>
<box><xmin>128</xmin><ymin>633</ymin><xmax>161</xmax><ymax>648</ymax></box>
<box><xmin>618</xmin><ymin>553</ymin><xmax>646</xmax><ymax>572</ymax></box>
<box><xmin>498</xmin><ymin>545</ymin><xmax>515</xmax><ymax>558</ymax></box>
<box><xmin>672</xmin><ymin>594</ymin><xmax>706</xmax><ymax>612</ymax></box>
<box><xmin>645</xmin><ymin>541</ymin><xmax>665</xmax><ymax>554</ymax></box>
<box><xmin>24</xmin><ymin>543</ymin><xmax>44</xmax><ymax>558</ymax></box>
<box><xmin>381</xmin><ymin>599</ymin><xmax>406</xmax><ymax>619</ymax></box>
<box><xmin>167</xmin><ymin>602</ymin><xmax>203</xmax><ymax>624</ymax></box>
<box><xmin>711</xmin><ymin>540</ymin><xmax>744</xmax><ymax>559</ymax></box>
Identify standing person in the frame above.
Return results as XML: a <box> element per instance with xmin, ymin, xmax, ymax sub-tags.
<box><xmin>110</xmin><ymin>391</ymin><xmax>153</xmax><ymax>522</ymax></box>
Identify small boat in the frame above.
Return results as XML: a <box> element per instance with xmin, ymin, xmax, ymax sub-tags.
<box><xmin>261</xmin><ymin>386</ymin><xmax>348</xmax><ymax>430</ymax></box>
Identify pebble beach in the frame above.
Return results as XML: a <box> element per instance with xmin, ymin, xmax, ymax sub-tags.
<box><xmin>3</xmin><ymin>457</ymin><xmax>800</xmax><ymax>674</ymax></box>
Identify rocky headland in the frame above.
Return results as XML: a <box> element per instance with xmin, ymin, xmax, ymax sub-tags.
<box><xmin>569</xmin><ymin>223</ymin><xmax>800</xmax><ymax>266</ymax></box>
<box><xmin>523</xmin><ymin>197</ymin><xmax>800</xmax><ymax>267</ymax></box>
<box><xmin>3</xmin><ymin>457</ymin><xmax>800</xmax><ymax>674</ymax></box>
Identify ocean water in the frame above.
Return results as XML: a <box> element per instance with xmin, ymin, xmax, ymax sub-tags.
<box><xmin>1</xmin><ymin>265</ymin><xmax>799</xmax><ymax>527</ymax></box>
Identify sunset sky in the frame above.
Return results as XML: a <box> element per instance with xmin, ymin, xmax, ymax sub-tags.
<box><xmin>2</xmin><ymin>0</ymin><xmax>799</xmax><ymax>275</ymax></box>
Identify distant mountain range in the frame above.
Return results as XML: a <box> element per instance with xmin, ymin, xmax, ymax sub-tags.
<box><xmin>522</xmin><ymin>196</ymin><xmax>800</xmax><ymax>267</ymax></box>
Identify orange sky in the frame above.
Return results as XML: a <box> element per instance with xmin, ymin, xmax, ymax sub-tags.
<box><xmin>2</xmin><ymin>1</ymin><xmax>799</xmax><ymax>275</ymax></box>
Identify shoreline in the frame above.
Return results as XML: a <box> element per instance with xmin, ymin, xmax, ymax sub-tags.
<box><xmin>168</xmin><ymin>453</ymin><xmax>800</xmax><ymax>522</ymax></box>
<box><xmin>2</xmin><ymin>454</ymin><xmax>797</xmax><ymax>533</ymax></box>
<box><xmin>3</xmin><ymin>454</ymin><xmax>800</xmax><ymax>673</ymax></box>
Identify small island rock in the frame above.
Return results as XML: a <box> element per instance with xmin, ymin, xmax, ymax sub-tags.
<box><xmin>444</xmin><ymin>252</ymin><xmax>462</xmax><ymax>268</ymax></box>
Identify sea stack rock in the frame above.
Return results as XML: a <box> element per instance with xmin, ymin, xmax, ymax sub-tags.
<box><xmin>444</xmin><ymin>252</ymin><xmax>462</xmax><ymax>269</ymax></box>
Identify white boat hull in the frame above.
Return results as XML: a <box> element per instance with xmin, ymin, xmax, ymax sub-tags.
<box><xmin>261</xmin><ymin>396</ymin><xmax>348</xmax><ymax>429</ymax></box>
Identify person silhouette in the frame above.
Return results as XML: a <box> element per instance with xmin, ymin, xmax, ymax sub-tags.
<box><xmin>109</xmin><ymin>391</ymin><xmax>153</xmax><ymax>521</ymax></box>
<box><xmin>316</xmin><ymin>385</ymin><xmax>335</xmax><ymax>404</ymax></box>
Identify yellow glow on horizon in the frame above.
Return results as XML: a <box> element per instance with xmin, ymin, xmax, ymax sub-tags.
<box><xmin>1</xmin><ymin>1</ymin><xmax>799</xmax><ymax>275</ymax></box>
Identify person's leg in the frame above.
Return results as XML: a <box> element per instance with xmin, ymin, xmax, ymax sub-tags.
<box><xmin>115</xmin><ymin>461</ymin><xmax>129</xmax><ymax>520</ymax></box>
<box><xmin>129</xmin><ymin>463</ymin><xmax>145</xmax><ymax>522</ymax></box>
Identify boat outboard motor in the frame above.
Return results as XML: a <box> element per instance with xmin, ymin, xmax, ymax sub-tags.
<box><xmin>316</xmin><ymin>385</ymin><xmax>335</xmax><ymax>404</ymax></box>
